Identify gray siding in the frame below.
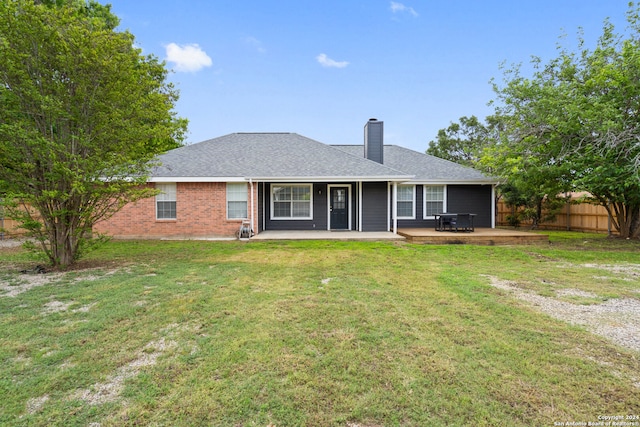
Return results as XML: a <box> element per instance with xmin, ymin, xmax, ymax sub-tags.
<box><xmin>260</xmin><ymin>183</ymin><xmax>359</xmax><ymax>231</ymax></box>
<box><xmin>447</xmin><ymin>185</ymin><xmax>493</xmax><ymax>227</ymax></box>
<box><xmin>258</xmin><ymin>182</ymin><xmax>264</xmax><ymax>232</ymax></box>
<box><xmin>263</xmin><ymin>183</ymin><xmax>327</xmax><ymax>231</ymax></box>
<box><xmin>361</xmin><ymin>182</ymin><xmax>388</xmax><ymax>231</ymax></box>
<box><xmin>395</xmin><ymin>184</ymin><xmax>493</xmax><ymax>229</ymax></box>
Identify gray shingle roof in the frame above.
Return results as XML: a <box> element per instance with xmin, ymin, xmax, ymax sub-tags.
<box><xmin>152</xmin><ymin>133</ymin><xmax>411</xmax><ymax>181</ymax></box>
<box><xmin>333</xmin><ymin>145</ymin><xmax>496</xmax><ymax>183</ymax></box>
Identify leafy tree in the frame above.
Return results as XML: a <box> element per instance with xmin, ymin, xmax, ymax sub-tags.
<box><xmin>490</xmin><ymin>153</ymin><xmax>569</xmax><ymax>229</ymax></box>
<box><xmin>491</xmin><ymin>4</ymin><xmax>640</xmax><ymax>238</ymax></box>
<box><xmin>427</xmin><ymin>114</ymin><xmax>567</xmax><ymax>228</ymax></box>
<box><xmin>0</xmin><ymin>0</ymin><xmax>187</xmax><ymax>267</ymax></box>
<box><xmin>426</xmin><ymin>115</ymin><xmax>495</xmax><ymax>168</ymax></box>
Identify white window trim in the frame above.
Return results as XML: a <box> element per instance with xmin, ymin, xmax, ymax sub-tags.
<box><xmin>423</xmin><ymin>185</ymin><xmax>447</xmax><ymax>219</ymax></box>
<box><xmin>226</xmin><ymin>182</ymin><xmax>248</xmax><ymax>220</ymax></box>
<box><xmin>396</xmin><ymin>184</ymin><xmax>416</xmax><ymax>220</ymax></box>
<box><xmin>156</xmin><ymin>182</ymin><xmax>177</xmax><ymax>220</ymax></box>
<box><xmin>270</xmin><ymin>184</ymin><xmax>314</xmax><ymax>220</ymax></box>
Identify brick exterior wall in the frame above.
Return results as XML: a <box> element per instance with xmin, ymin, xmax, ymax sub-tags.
<box><xmin>93</xmin><ymin>182</ymin><xmax>258</xmax><ymax>239</ymax></box>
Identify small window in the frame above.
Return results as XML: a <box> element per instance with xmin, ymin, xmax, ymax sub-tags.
<box><xmin>227</xmin><ymin>183</ymin><xmax>248</xmax><ymax>219</ymax></box>
<box><xmin>271</xmin><ymin>184</ymin><xmax>312</xmax><ymax>219</ymax></box>
<box><xmin>396</xmin><ymin>185</ymin><xmax>415</xmax><ymax>219</ymax></box>
<box><xmin>423</xmin><ymin>185</ymin><xmax>446</xmax><ymax>218</ymax></box>
<box><xmin>156</xmin><ymin>183</ymin><xmax>176</xmax><ymax>220</ymax></box>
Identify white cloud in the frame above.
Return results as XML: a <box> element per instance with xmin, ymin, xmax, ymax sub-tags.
<box><xmin>164</xmin><ymin>43</ymin><xmax>212</xmax><ymax>72</ymax></box>
<box><xmin>243</xmin><ymin>36</ymin><xmax>267</xmax><ymax>54</ymax></box>
<box><xmin>390</xmin><ymin>1</ymin><xmax>418</xmax><ymax>17</ymax></box>
<box><xmin>316</xmin><ymin>53</ymin><xmax>349</xmax><ymax>69</ymax></box>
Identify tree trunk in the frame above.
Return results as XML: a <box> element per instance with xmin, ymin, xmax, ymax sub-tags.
<box><xmin>46</xmin><ymin>209</ymin><xmax>81</xmax><ymax>268</ymax></box>
<box><xmin>606</xmin><ymin>201</ymin><xmax>640</xmax><ymax>239</ymax></box>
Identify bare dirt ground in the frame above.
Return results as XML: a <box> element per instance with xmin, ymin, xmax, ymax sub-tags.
<box><xmin>0</xmin><ymin>237</ymin><xmax>25</xmax><ymax>249</ymax></box>
<box><xmin>484</xmin><ymin>274</ymin><xmax>640</xmax><ymax>353</ymax></box>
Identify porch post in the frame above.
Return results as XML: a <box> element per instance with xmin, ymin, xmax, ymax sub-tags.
<box><xmin>392</xmin><ymin>182</ymin><xmax>398</xmax><ymax>234</ymax></box>
<box><xmin>249</xmin><ymin>179</ymin><xmax>255</xmax><ymax>234</ymax></box>
<box><xmin>491</xmin><ymin>184</ymin><xmax>496</xmax><ymax>228</ymax></box>
<box><xmin>358</xmin><ymin>181</ymin><xmax>363</xmax><ymax>231</ymax></box>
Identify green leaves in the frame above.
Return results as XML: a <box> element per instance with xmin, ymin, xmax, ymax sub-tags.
<box><xmin>491</xmin><ymin>3</ymin><xmax>640</xmax><ymax>238</ymax></box>
<box><xmin>426</xmin><ymin>115</ymin><xmax>497</xmax><ymax>167</ymax></box>
<box><xmin>0</xmin><ymin>0</ymin><xmax>187</xmax><ymax>266</ymax></box>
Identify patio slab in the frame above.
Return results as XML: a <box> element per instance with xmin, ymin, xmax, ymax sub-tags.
<box><xmin>250</xmin><ymin>230</ymin><xmax>404</xmax><ymax>241</ymax></box>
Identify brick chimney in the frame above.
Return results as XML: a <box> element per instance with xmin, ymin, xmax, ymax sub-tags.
<box><xmin>364</xmin><ymin>118</ymin><xmax>383</xmax><ymax>164</ymax></box>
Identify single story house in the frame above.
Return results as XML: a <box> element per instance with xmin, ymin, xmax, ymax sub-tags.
<box><xmin>93</xmin><ymin>119</ymin><xmax>498</xmax><ymax>239</ymax></box>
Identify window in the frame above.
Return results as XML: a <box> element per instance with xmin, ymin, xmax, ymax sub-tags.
<box><xmin>272</xmin><ymin>184</ymin><xmax>312</xmax><ymax>219</ymax></box>
<box><xmin>423</xmin><ymin>185</ymin><xmax>445</xmax><ymax>218</ymax></box>
<box><xmin>156</xmin><ymin>183</ymin><xmax>176</xmax><ymax>219</ymax></box>
<box><xmin>227</xmin><ymin>183</ymin><xmax>248</xmax><ymax>219</ymax></box>
<box><xmin>396</xmin><ymin>185</ymin><xmax>415</xmax><ymax>219</ymax></box>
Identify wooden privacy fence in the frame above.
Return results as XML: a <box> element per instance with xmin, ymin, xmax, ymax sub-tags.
<box><xmin>496</xmin><ymin>200</ymin><xmax>615</xmax><ymax>234</ymax></box>
<box><xmin>0</xmin><ymin>216</ymin><xmax>26</xmax><ymax>239</ymax></box>
<box><xmin>0</xmin><ymin>203</ymin><xmax>39</xmax><ymax>239</ymax></box>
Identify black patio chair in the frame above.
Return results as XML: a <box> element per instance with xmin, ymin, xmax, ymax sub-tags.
<box><xmin>454</xmin><ymin>213</ymin><xmax>472</xmax><ymax>232</ymax></box>
<box><xmin>441</xmin><ymin>215</ymin><xmax>455</xmax><ymax>231</ymax></box>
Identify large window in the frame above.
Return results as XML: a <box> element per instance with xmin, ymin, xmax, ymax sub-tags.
<box><xmin>156</xmin><ymin>183</ymin><xmax>176</xmax><ymax>219</ymax></box>
<box><xmin>227</xmin><ymin>183</ymin><xmax>248</xmax><ymax>219</ymax></box>
<box><xmin>272</xmin><ymin>184</ymin><xmax>312</xmax><ymax>219</ymax></box>
<box><xmin>396</xmin><ymin>184</ymin><xmax>415</xmax><ymax>219</ymax></box>
<box><xmin>423</xmin><ymin>185</ymin><xmax>446</xmax><ymax>218</ymax></box>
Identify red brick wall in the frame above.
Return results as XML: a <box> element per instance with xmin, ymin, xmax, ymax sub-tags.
<box><xmin>93</xmin><ymin>182</ymin><xmax>258</xmax><ymax>239</ymax></box>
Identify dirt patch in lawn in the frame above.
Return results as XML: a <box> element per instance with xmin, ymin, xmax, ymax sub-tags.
<box><xmin>0</xmin><ymin>272</ymin><xmax>67</xmax><ymax>298</ymax></box>
<box><xmin>69</xmin><ymin>337</ymin><xmax>177</xmax><ymax>405</ymax></box>
<box><xmin>485</xmin><ymin>275</ymin><xmax>640</xmax><ymax>353</ymax></box>
<box><xmin>1</xmin><ymin>267</ymin><xmax>124</xmax><ymax>298</ymax></box>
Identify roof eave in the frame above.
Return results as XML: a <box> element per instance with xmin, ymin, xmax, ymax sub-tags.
<box><xmin>150</xmin><ymin>175</ymin><xmax>415</xmax><ymax>183</ymax></box>
<box><xmin>248</xmin><ymin>175</ymin><xmax>414</xmax><ymax>182</ymax></box>
<box><xmin>406</xmin><ymin>179</ymin><xmax>499</xmax><ymax>185</ymax></box>
<box><xmin>149</xmin><ymin>176</ymin><xmax>247</xmax><ymax>183</ymax></box>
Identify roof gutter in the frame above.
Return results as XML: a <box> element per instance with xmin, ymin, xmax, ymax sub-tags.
<box><xmin>407</xmin><ymin>179</ymin><xmax>499</xmax><ymax>185</ymax></box>
<box><xmin>247</xmin><ymin>175</ymin><xmax>414</xmax><ymax>183</ymax></box>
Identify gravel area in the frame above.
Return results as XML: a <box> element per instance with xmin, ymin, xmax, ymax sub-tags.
<box><xmin>485</xmin><ymin>275</ymin><xmax>640</xmax><ymax>352</ymax></box>
<box><xmin>0</xmin><ymin>237</ymin><xmax>29</xmax><ymax>248</ymax></box>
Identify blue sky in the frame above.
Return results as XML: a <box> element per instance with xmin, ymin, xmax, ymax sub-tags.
<box><xmin>109</xmin><ymin>1</ymin><xmax>632</xmax><ymax>152</ymax></box>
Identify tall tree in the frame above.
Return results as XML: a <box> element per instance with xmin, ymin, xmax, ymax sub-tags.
<box><xmin>491</xmin><ymin>4</ymin><xmax>640</xmax><ymax>238</ymax></box>
<box><xmin>0</xmin><ymin>0</ymin><xmax>187</xmax><ymax>267</ymax></box>
<box><xmin>428</xmin><ymin>113</ymin><xmax>568</xmax><ymax>229</ymax></box>
<box><xmin>426</xmin><ymin>115</ymin><xmax>494</xmax><ymax>168</ymax></box>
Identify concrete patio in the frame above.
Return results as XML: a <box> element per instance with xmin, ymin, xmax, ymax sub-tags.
<box><xmin>250</xmin><ymin>230</ymin><xmax>404</xmax><ymax>241</ymax></box>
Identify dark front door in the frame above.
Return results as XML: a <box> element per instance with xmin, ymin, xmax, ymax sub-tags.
<box><xmin>330</xmin><ymin>187</ymin><xmax>349</xmax><ymax>230</ymax></box>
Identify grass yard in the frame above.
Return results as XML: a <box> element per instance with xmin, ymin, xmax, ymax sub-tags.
<box><xmin>1</xmin><ymin>232</ymin><xmax>639</xmax><ymax>426</ymax></box>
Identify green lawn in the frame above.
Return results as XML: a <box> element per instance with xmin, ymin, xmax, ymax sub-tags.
<box><xmin>1</xmin><ymin>232</ymin><xmax>639</xmax><ymax>426</ymax></box>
